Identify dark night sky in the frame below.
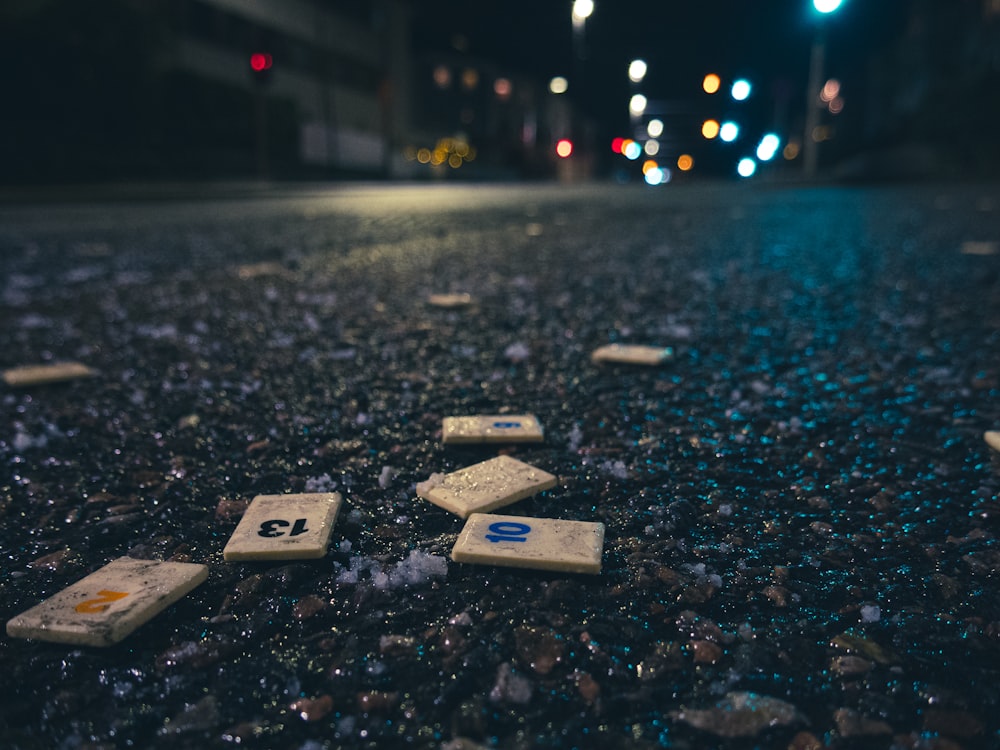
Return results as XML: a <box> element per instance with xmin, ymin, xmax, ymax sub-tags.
<box><xmin>411</xmin><ymin>0</ymin><xmax>915</xmax><ymax>141</ymax></box>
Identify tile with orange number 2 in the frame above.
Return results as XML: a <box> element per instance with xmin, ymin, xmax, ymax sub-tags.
<box><xmin>6</xmin><ymin>557</ymin><xmax>208</xmax><ymax>647</ymax></box>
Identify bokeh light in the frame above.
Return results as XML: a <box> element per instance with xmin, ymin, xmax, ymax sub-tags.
<box><xmin>549</xmin><ymin>76</ymin><xmax>569</xmax><ymax>94</ymax></box>
<box><xmin>702</xmin><ymin>73</ymin><xmax>721</xmax><ymax>94</ymax></box>
<box><xmin>646</xmin><ymin>119</ymin><xmax>664</xmax><ymax>138</ymax></box>
<box><xmin>701</xmin><ymin>119</ymin><xmax>720</xmax><ymax>139</ymax></box>
<box><xmin>494</xmin><ymin>78</ymin><xmax>512</xmax><ymax>99</ymax></box>
<box><xmin>555</xmin><ymin>139</ymin><xmax>574</xmax><ymax>158</ymax></box>
<box><xmin>737</xmin><ymin>157</ymin><xmax>757</xmax><ymax>177</ymax></box>
<box><xmin>719</xmin><ymin>121</ymin><xmax>739</xmax><ymax>142</ymax></box>
<box><xmin>629</xmin><ymin>94</ymin><xmax>648</xmax><ymax>117</ymax></box>
<box><xmin>813</xmin><ymin>0</ymin><xmax>843</xmax><ymax>13</ymax></box>
<box><xmin>756</xmin><ymin>133</ymin><xmax>781</xmax><ymax>161</ymax></box>
<box><xmin>731</xmin><ymin>79</ymin><xmax>751</xmax><ymax>101</ymax></box>
<box><xmin>677</xmin><ymin>154</ymin><xmax>694</xmax><ymax>171</ymax></box>
<box><xmin>644</xmin><ymin>139</ymin><xmax>660</xmax><ymax>156</ymax></box>
<box><xmin>820</xmin><ymin>78</ymin><xmax>841</xmax><ymax>102</ymax></box>
<box><xmin>628</xmin><ymin>59</ymin><xmax>648</xmax><ymax>83</ymax></box>
<box><xmin>623</xmin><ymin>140</ymin><xmax>642</xmax><ymax>160</ymax></box>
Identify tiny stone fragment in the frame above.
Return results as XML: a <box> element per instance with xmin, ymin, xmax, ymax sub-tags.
<box><xmin>669</xmin><ymin>691</ymin><xmax>806</xmax><ymax>738</ymax></box>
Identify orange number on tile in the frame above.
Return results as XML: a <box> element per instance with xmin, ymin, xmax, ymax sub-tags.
<box><xmin>75</xmin><ymin>590</ymin><xmax>129</xmax><ymax>614</ymax></box>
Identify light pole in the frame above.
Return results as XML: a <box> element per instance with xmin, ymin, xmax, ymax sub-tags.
<box><xmin>571</xmin><ymin>0</ymin><xmax>594</xmax><ymax>91</ymax></box>
<box><xmin>803</xmin><ymin>0</ymin><xmax>843</xmax><ymax>178</ymax></box>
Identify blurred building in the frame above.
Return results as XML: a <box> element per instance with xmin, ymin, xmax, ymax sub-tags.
<box><xmin>843</xmin><ymin>0</ymin><xmax>1000</xmax><ymax>178</ymax></box>
<box><xmin>402</xmin><ymin>49</ymin><xmax>579</xmax><ymax>180</ymax></box>
<box><xmin>1</xmin><ymin>0</ymin><xmax>412</xmax><ymax>182</ymax></box>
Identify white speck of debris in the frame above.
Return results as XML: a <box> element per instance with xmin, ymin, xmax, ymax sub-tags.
<box><xmin>567</xmin><ymin>424</ymin><xmax>584</xmax><ymax>452</ymax></box>
<box><xmin>600</xmin><ymin>460</ymin><xmax>629</xmax><ymax>479</ymax></box>
<box><xmin>490</xmin><ymin>663</ymin><xmax>532</xmax><ymax>704</ymax></box>
<box><xmin>378</xmin><ymin>465</ymin><xmax>397</xmax><ymax>489</ymax></box>
<box><xmin>504</xmin><ymin>341</ymin><xmax>531</xmax><ymax>362</ymax></box>
<box><xmin>13</xmin><ymin>429</ymin><xmax>48</xmax><ymax>452</ymax></box>
<box><xmin>335</xmin><ymin>551</ymin><xmax>447</xmax><ymax>589</ymax></box>
<box><xmin>860</xmin><ymin>604</ymin><xmax>881</xmax><ymax>623</ymax></box>
<box><xmin>304</xmin><ymin>474</ymin><xmax>338</xmax><ymax>493</ymax></box>
<box><xmin>718</xmin><ymin>504</ymin><xmax>733</xmax><ymax>517</ymax></box>
<box><xmin>449</xmin><ymin>611</ymin><xmax>473</xmax><ymax>626</ymax></box>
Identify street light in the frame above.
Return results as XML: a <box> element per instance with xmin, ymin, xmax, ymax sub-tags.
<box><xmin>731</xmin><ymin>79</ymin><xmax>751</xmax><ymax>101</ymax></box>
<box><xmin>572</xmin><ymin>0</ymin><xmax>594</xmax><ymax>26</ymax></box>
<box><xmin>803</xmin><ymin>0</ymin><xmax>844</xmax><ymax>177</ymax></box>
<box><xmin>628</xmin><ymin>59</ymin><xmax>648</xmax><ymax>83</ymax></box>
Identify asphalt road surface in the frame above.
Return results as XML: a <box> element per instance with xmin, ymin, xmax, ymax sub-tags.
<box><xmin>1</xmin><ymin>181</ymin><xmax>999</xmax><ymax>749</ymax></box>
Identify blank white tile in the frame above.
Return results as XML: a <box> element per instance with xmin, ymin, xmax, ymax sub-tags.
<box><xmin>6</xmin><ymin>557</ymin><xmax>208</xmax><ymax>646</ymax></box>
<box><xmin>985</xmin><ymin>431</ymin><xmax>1000</xmax><ymax>453</ymax></box>
<box><xmin>452</xmin><ymin>513</ymin><xmax>604</xmax><ymax>574</ymax></box>
<box><xmin>416</xmin><ymin>455</ymin><xmax>556</xmax><ymax>518</ymax></box>
<box><xmin>428</xmin><ymin>293</ymin><xmax>473</xmax><ymax>308</ymax></box>
<box><xmin>442</xmin><ymin>414</ymin><xmax>544</xmax><ymax>444</ymax></box>
<box><xmin>223</xmin><ymin>493</ymin><xmax>343</xmax><ymax>561</ymax></box>
<box><xmin>2</xmin><ymin>362</ymin><xmax>96</xmax><ymax>387</ymax></box>
<box><xmin>591</xmin><ymin>344</ymin><xmax>673</xmax><ymax>365</ymax></box>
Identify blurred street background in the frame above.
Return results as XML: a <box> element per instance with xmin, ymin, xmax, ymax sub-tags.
<box><xmin>2</xmin><ymin>0</ymin><xmax>999</xmax><ymax>186</ymax></box>
<box><xmin>2</xmin><ymin>2</ymin><xmax>1000</xmax><ymax>749</ymax></box>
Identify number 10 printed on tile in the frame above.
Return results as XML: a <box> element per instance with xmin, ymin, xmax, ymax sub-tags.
<box><xmin>6</xmin><ymin>557</ymin><xmax>208</xmax><ymax>646</ymax></box>
<box><xmin>452</xmin><ymin>513</ymin><xmax>605</xmax><ymax>574</ymax></box>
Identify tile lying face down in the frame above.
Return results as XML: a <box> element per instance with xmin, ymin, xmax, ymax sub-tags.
<box><xmin>452</xmin><ymin>513</ymin><xmax>605</xmax><ymax>574</ymax></box>
<box><xmin>590</xmin><ymin>344</ymin><xmax>673</xmax><ymax>365</ymax></box>
<box><xmin>442</xmin><ymin>414</ymin><xmax>545</xmax><ymax>445</ymax></box>
<box><xmin>1</xmin><ymin>362</ymin><xmax>96</xmax><ymax>387</ymax></box>
<box><xmin>223</xmin><ymin>492</ymin><xmax>344</xmax><ymax>561</ymax></box>
<box><xmin>416</xmin><ymin>455</ymin><xmax>557</xmax><ymax>518</ymax></box>
<box><xmin>6</xmin><ymin>557</ymin><xmax>209</xmax><ymax>647</ymax></box>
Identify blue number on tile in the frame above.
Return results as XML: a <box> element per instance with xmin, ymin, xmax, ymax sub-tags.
<box><xmin>485</xmin><ymin>521</ymin><xmax>531</xmax><ymax>543</ymax></box>
<box><xmin>259</xmin><ymin>518</ymin><xmax>310</xmax><ymax>538</ymax></box>
<box><xmin>492</xmin><ymin>421</ymin><xmax>521</xmax><ymax>429</ymax></box>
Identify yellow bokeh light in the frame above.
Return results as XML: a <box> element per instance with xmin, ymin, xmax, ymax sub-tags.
<box><xmin>783</xmin><ymin>142</ymin><xmax>800</xmax><ymax>160</ymax></box>
<box><xmin>702</xmin><ymin>119</ymin><xmax>720</xmax><ymax>139</ymax></box>
<box><xmin>703</xmin><ymin>73</ymin><xmax>721</xmax><ymax>94</ymax></box>
<box><xmin>416</xmin><ymin>148</ymin><xmax>431</xmax><ymax>164</ymax></box>
<box><xmin>677</xmin><ymin>154</ymin><xmax>694</xmax><ymax>171</ymax></box>
<box><xmin>641</xmin><ymin>159</ymin><xmax>658</xmax><ymax>175</ymax></box>
<box><xmin>448</xmin><ymin>153</ymin><xmax>463</xmax><ymax>168</ymax></box>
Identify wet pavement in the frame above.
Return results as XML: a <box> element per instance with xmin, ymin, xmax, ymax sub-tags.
<box><xmin>1</xmin><ymin>181</ymin><xmax>999</xmax><ymax>749</ymax></box>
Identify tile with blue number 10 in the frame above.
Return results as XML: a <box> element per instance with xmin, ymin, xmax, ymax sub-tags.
<box><xmin>6</xmin><ymin>557</ymin><xmax>208</xmax><ymax>646</ymax></box>
<box><xmin>223</xmin><ymin>493</ymin><xmax>343</xmax><ymax>561</ymax></box>
<box><xmin>451</xmin><ymin>513</ymin><xmax>604</xmax><ymax>574</ymax></box>
<box><xmin>442</xmin><ymin>414</ymin><xmax>545</xmax><ymax>444</ymax></box>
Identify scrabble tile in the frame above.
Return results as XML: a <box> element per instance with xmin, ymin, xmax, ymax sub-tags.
<box><xmin>452</xmin><ymin>513</ymin><xmax>604</xmax><ymax>574</ymax></box>
<box><xmin>442</xmin><ymin>414</ymin><xmax>545</xmax><ymax>445</ymax></box>
<box><xmin>2</xmin><ymin>362</ymin><xmax>96</xmax><ymax>387</ymax></box>
<box><xmin>428</xmin><ymin>292</ymin><xmax>473</xmax><ymax>308</ymax></box>
<box><xmin>985</xmin><ymin>430</ymin><xmax>1000</xmax><ymax>453</ymax></box>
<box><xmin>223</xmin><ymin>492</ymin><xmax>343</xmax><ymax>561</ymax></box>
<box><xmin>6</xmin><ymin>557</ymin><xmax>208</xmax><ymax>647</ymax></box>
<box><xmin>591</xmin><ymin>344</ymin><xmax>673</xmax><ymax>366</ymax></box>
<box><xmin>416</xmin><ymin>455</ymin><xmax>556</xmax><ymax>518</ymax></box>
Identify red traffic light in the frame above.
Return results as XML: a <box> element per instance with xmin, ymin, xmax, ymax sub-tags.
<box><xmin>250</xmin><ymin>53</ymin><xmax>273</xmax><ymax>72</ymax></box>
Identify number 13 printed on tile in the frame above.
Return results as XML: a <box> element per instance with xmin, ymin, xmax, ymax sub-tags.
<box><xmin>223</xmin><ymin>493</ymin><xmax>343</xmax><ymax>561</ymax></box>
